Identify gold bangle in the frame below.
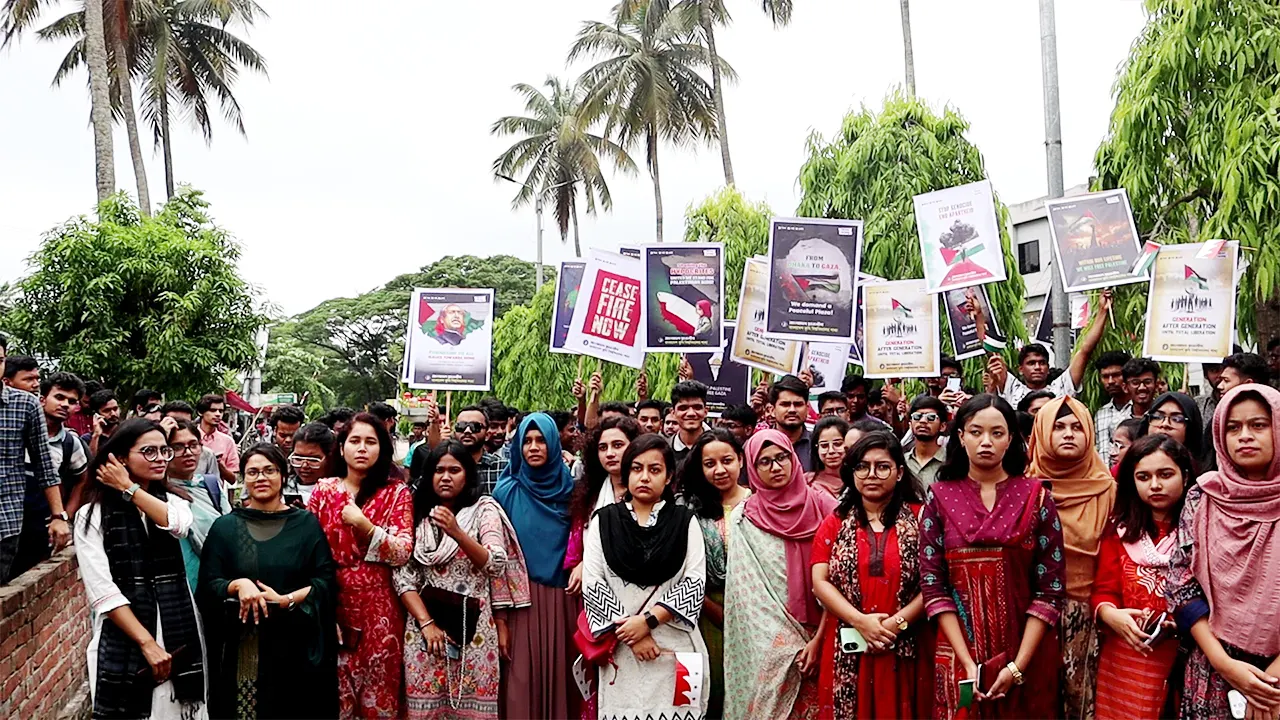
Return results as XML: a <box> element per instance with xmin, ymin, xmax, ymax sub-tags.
<box><xmin>366</xmin><ymin>524</ymin><xmax>378</xmax><ymax>539</ymax></box>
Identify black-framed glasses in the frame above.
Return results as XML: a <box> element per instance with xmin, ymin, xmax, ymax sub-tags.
<box><xmin>910</xmin><ymin>412</ymin><xmax>940</xmax><ymax>423</ymax></box>
<box><xmin>1148</xmin><ymin>412</ymin><xmax>1188</xmax><ymax>426</ymax></box>
<box><xmin>754</xmin><ymin>453</ymin><xmax>791</xmax><ymax>471</ymax></box>
<box><xmin>168</xmin><ymin>441</ymin><xmax>201</xmax><ymax>457</ymax></box>
<box><xmin>289</xmin><ymin>454</ymin><xmax>324</xmax><ymax>468</ymax></box>
<box><xmin>454</xmin><ymin>421</ymin><xmax>484</xmax><ymax>435</ymax></box>
<box><xmin>244</xmin><ymin>467</ymin><xmax>281</xmax><ymax>480</ymax></box>
<box><xmin>135</xmin><ymin>445</ymin><xmax>175</xmax><ymax>462</ymax></box>
<box><xmin>853</xmin><ymin>462</ymin><xmax>897</xmax><ymax>479</ymax></box>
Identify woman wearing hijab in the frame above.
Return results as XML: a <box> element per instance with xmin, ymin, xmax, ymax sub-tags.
<box><xmin>1138</xmin><ymin>390</ymin><xmax>1208</xmax><ymax>470</ymax></box>
<box><xmin>492</xmin><ymin>413</ymin><xmax>578</xmax><ymax>719</ymax></box>
<box><xmin>920</xmin><ymin>394</ymin><xmax>1066</xmax><ymax>720</ymax></box>
<box><xmin>1168</xmin><ymin>383</ymin><xmax>1280</xmax><ymax>719</ymax></box>
<box><xmin>582</xmin><ymin>433</ymin><xmax>709</xmax><ymax>719</ymax></box>
<box><xmin>1026</xmin><ymin>395</ymin><xmax>1116</xmax><ymax>718</ymax></box>
<box><xmin>723</xmin><ymin>429</ymin><xmax>838</xmax><ymax>720</ymax></box>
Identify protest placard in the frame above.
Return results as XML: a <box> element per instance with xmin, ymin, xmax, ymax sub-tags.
<box><xmin>564</xmin><ymin>249</ymin><xmax>646</xmax><ymax>369</ymax></box>
<box><xmin>549</xmin><ymin>261</ymin><xmax>586</xmax><ymax>354</ymax></box>
<box><xmin>405</xmin><ymin>288</ymin><xmax>494</xmax><ymax>391</ymax></box>
<box><xmin>1143</xmin><ymin>240</ymin><xmax>1239</xmax><ymax>363</ymax></box>
<box><xmin>731</xmin><ymin>257</ymin><xmax>802</xmax><ymax>375</ymax></box>
<box><xmin>764</xmin><ymin>217</ymin><xmax>863</xmax><ymax>342</ymax></box>
<box><xmin>802</xmin><ymin>342</ymin><xmax>851</xmax><ymax>410</ymax></box>
<box><xmin>913</xmin><ymin>180</ymin><xmax>1007</xmax><ymax>292</ymax></box>
<box><xmin>688</xmin><ymin>321</ymin><xmax>751</xmax><ymax>417</ymax></box>
<box><xmin>642</xmin><ymin>243</ymin><xmax>724</xmax><ymax>352</ymax></box>
<box><xmin>1046</xmin><ymin>189</ymin><xmax>1147</xmax><ymax>292</ymax></box>
<box><xmin>861</xmin><ymin>279</ymin><xmax>940</xmax><ymax>379</ymax></box>
<box><xmin>941</xmin><ymin>285</ymin><xmax>1005</xmax><ymax>360</ymax></box>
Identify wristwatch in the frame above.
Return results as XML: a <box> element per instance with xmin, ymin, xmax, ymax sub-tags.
<box><xmin>895</xmin><ymin>615</ymin><xmax>908</xmax><ymax>632</ymax></box>
<box><xmin>52</xmin><ymin>511</ymin><xmax>69</xmax><ymax>522</ymax></box>
<box><xmin>122</xmin><ymin>483</ymin><xmax>142</xmax><ymax>502</ymax></box>
<box><xmin>643</xmin><ymin>611</ymin><xmax>659</xmax><ymax>630</ymax></box>
<box><xmin>1006</xmin><ymin>661</ymin><xmax>1025</xmax><ymax>685</ymax></box>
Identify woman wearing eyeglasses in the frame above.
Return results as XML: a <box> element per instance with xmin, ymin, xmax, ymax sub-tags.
<box><xmin>724</xmin><ymin>429</ymin><xmax>838</xmax><ymax>719</ymax></box>
<box><xmin>806</xmin><ymin>416</ymin><xmax>851</xmax><ymax>498</ymax></box>
<box><xmin>1139</xmin><ymin>391</ymin><xmax>1208</xmax><ymax>471</ymax></box>
<box><xmin>812</xmin><ymin>432</ymin><xmax>931</xmax><ymax>719</ymax></box>
<box><xmin>198</xmin><ymin>443</ymin><xmax>339</xmax><ymax>719</ymax></box>
<box><xmin>163</xmin><ymin>419</ymin><xmax>231</xmax><ymax>592</ymax></box>
<box><xmin>73</xmin><ymin>419</ymin><xmax>208</xmax><ymax>719</ymax></box>
<box><xmin>287</xmin><ymin>422</ymin><xmax>336</xmax><ymax>507</ymax></box>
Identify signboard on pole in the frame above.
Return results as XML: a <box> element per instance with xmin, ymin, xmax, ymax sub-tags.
<box><xmin>764</xmin><ymin>217</ymin><xmax>863</xmax><ymax>342</ymax></box>
<box><xmin>405</xmin><ymin>288</ymin><xmax>494</xmax><ymax>391</ymax></box>
<box><xmin>941</xmin><ymin>285</ymin><xmax>1005</xmax><ymax>360</ymax></box>
<box><xmin>549</xmin><ymin>261</ymin><xmax>587</xmax><ymax>354</ymax></box>
<box><xmin>730</xmin><ymin>257</ymin><xmax>802</xmax><ymax>375</ymax></box>
<box><xmin>1046</xmin><ymin>189</ymin><xmax>1147</xmax><ymax>292</ymax></box>
<box><xmin>642</xmin><ymin>243</ymin><xmax>725</xmax><ymax>352</ymax></box>
<box><xmin>861</xmin><ymin>279</ymin><xmax>940</xmax><ymax>379</ymax></box>
<box><xmin>913</xmin><ymin>180</ymin><xmax>1007</xmax><ymax>292</ymax></box>
<box><xmin>1142</xmin><ymin>240</ymin><xmax>1239</xmax><ymax>364</ymax></box>
<box><xmin>564</xmin><ymin>249</ymin><xmax>646</xmax><ymax>369</ymax></box>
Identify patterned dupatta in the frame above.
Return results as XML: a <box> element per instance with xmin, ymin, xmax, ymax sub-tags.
<box><xmin>411</xmin><ymin>496</ymin><xmax>532</xmax><ymax>609</ymax></box>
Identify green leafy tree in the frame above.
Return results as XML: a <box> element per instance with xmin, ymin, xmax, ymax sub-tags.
<box><xmin>491</xmin><ymin>77</ymin><xmax>635</xmax><ymax>257</ymax></box>
<box><xmin>796</xmin><ymin>93</ymin><xmax>1028</xmax><ymax>389</ymax></box>
<box><xmin>683</xmin><ymin>186</ymin><xmax>771</xmax><ymax>318</ymax></box>
<box><xmin>385</xmin><ymin>254</ymin><xmax>552</xmax><ymax>318</ymax></box>
<box><xmin>1093</xmin><ymin>0</ymin><xmax>1280</xmax><ymax>380</ymax></box>
<box><xmin>570</xmin><ymin>0</ymin><xmax>732</xmax><ymax>241</ymax></box>
<box><xmin>1</xmin><ymin>190</ymin><xmax>265</xmax><ymax>399</ymax></box>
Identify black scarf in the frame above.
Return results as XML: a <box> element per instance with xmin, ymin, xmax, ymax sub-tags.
<box><xmin>94</xmin><ymin>482</ymin><xmax>205</xmax><ymax>719</ymax></box>
<box><xmin>597</xmin><ymin>501</ymin><xmax>695</xmax><ymax>588</ymax></box>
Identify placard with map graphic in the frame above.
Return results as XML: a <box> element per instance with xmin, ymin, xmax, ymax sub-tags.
<box><xmin>406</xmin><ymin>288</ymin><xmax>494</xmax><ymax>391</ymax></box>
<box><xmin>642</xmin><ymin>243</ymin><xmax>724</xmax><ymax>352</ymax></box>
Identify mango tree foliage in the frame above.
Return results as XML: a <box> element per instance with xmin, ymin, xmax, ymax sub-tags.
<box><xmin>1</xmin><ymin>191</ymin><xmax>265</xmax><ymax>400</ymax></box>
<box><xmin>795</xmin><ymin>94</ymin><xmax>1028</xmax><ymax>389</ymax></box>
<box><xmin>1093</xmin><ymin>0</ymin><xmax>1280</xmax><ymax>358</ymax></box>
<box><xmin>683</xmin><ymin>186</ymin><xmax>772</xmax><ymax>319</ymax></box>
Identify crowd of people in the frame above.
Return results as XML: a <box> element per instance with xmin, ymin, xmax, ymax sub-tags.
<box><xmin>3</xmin><ymin>318</ymin><xmax>1280</xmax><ymax>720</ymax></box>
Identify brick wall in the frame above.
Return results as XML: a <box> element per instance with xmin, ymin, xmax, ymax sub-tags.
<box><xmin>0</xmin><ymin>548</ymin><xmax>91</xmax><ymax>720</ymax></box>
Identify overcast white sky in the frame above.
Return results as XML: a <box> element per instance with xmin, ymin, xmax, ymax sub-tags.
<box><xmin>0</xmin><ymin>0</ymin><xmax>1148</xmax><ymax>316</ymax></box>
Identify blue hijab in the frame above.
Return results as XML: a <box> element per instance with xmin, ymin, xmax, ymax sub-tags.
<box><xmin>492</xmin><ymin>413</ymin><xmax>575</xmax><ymax>587</ymax></box>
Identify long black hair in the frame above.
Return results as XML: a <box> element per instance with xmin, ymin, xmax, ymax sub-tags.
<box><xmin>331</xmin><ymin>412</ymin><xmax>396</xmax><ymax>508</ymax></box>
<box><xmin>837</xmin><ymin>433</ymin><xmax>923</xmax><ymax>526</ymax></box>
<box><xmin>810</xmin><ymin>416</ymin><xmax>851</xmax><ymax>472</ymax></box>
<box><xmin>1113</xmin><ymin>433</ymin><xmax>1192</xmax><ymax>543</ymax></box>
<box><xmin>939</xmin><ymin>393</ymin><xmax>1027</xmax><ymax>482</ymax></box>
<box><xmin>619</xmin><ymin>433</ymin><xmax>678</xmax><ymax>504</ymax></box>
<box><xmin>677</xmin><ymin>428</ymin><xmax>744</xmax><ymax>520</ymax></box>
<box><xmin>411</xmin><ymin>440</ymin><xmax>480</xmax><ymax>524</ymax></box>
<box><xmin>570</xmin><ymin>416</ymin><xmax>642</xmax><ymax>525</ymax></box>
<box><xmin>82</xmin><ymin>418</ymin><xmax>168</xmax><ymax>512</ymax></box>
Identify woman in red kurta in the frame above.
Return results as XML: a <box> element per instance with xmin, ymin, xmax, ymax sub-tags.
<box><xmin>811</xmin><ymin>432</ymin><xmax>932</xmax><ymax>719</ymax></box>
<box><xmin>307</xmin><ymin>413</ymin><xmax>414</xmax><ymax>718</ymax></box>
<box><xmin>1091</xmin><ymin>434</ymin><xmax>1190</xmax><ymax>719</ymax></box>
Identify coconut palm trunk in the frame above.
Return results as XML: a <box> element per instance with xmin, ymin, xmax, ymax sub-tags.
<box><xmin>109</xmin><ymin>14</ymin><xmax>151</xmax><ymax>215</ymax></box>
<box><xmin>700</xmin><ymin>1</ymin><xmax>734</xmax><ymax>186</ymax></box>
<box><xmin>648</xmin><ymin>125</ymin><xmax>664</xmax><ymax>242</ymax></box>
<box><xmin>83</xmin><ymin>0</ymin><xmax>115</xmax><ymax>202</ymax></box>
<box><xmin>160</xmin><ymin>90</ymin><xmax>174</xmax><ymax>198</ymax></box>
<box><xmin>900</xmin><ymin>0</ymin><xmax>916</xmax><ymax>96</ymax></box>
<box><xmin>571</xmin><ymin>201</ymin><xmax>582</xmax><ymax>257</ymax></box>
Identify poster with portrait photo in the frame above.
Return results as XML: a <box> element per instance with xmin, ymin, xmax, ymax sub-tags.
<box><xmin>406</xmin><ymin>288</ymin><xmax>494</xmax><ymax>391</ymax></box>
<box><xmin>549</xmin><ymin>261</ymin><xmax>587</xmax><ymax>354</ymax></box>
<box><xmin>688</xmin><ymin>321</ymin><xmax>751</xmax><ymax>418</ymax></box>
<box><xmin>861</xmin><ymin>279</ymin><xmax>940</xmax><ymax>379</ymax></box>
<box><xmin>1046</xmin><ymin>189</ymin><xmax>1147</xmax><ymax>292</ymax></box>
<box><xmin>731</xmin><ymin>257</ymin><xmax>803</xmax><ymax>375</ymax></box>
<box><xmin>1142</xmin><ymin>240</ymin><xmax>1238</xmax><ymax>364</ymax></box>
<box><xmin>642</xmin><ymin>243</ymin><xmax>724</xmax><ymax>352</ymax></box>
<box><xmin>942</xmin><ymin>285</ymin><xmax>1004</xmax><ymax>360</ymax></box>
<box><xmin>564</xmin><ymin>248</ymin><xmax>646</xmax><ymax>369</ymax></box>
<box><xmin>764</xmin><ymin>217</ymin><xmax>863</xmax><ymax>342</ymax></box>
<box><xmin>913</xmin><ymin>179</ymin><xmax>1007</xmax><ymax>293</ymax></box>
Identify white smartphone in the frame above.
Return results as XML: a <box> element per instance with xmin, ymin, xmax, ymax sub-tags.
<box><xmin>838</xmin><ymin>627</ymin><xmax>867</xmax><ymax>654</ymax></box>
<box><xmin>946</xmin><ymin>377</ymin><xmax>962</xmax><ymax>392</ymax></box>
<box><xmin>1228</xmin><ymin>689</ymin><xmax>1246</xmax><ymax>719</ymax></box>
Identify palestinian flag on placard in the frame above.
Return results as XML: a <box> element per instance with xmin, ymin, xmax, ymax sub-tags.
<box><xmin>1195</xmin><ymin>239</ymin><xmax>1227</xmax><ymax>259</ymax></box>
<box><xmin>1130</xmin><ymin>240</ymin><xmax>1161</xmax><ymax>276</ymax></box>
<box><xmin>892</xmin><ymin>298</ymin><xmax>913</xmax><ymax>319</ymax></box>
<box><xmin>1185</xmin><ymin>266</ymin><xmax>1209</xmax><ymax>291</ymax></box>
<box><xmin>940</xmin><ymin>243</ymin><xmax>987</xmax><ymax>266</ymax></box>
<box><xmin>981</xmin><ymin>328</ymin><xmax>1007</xmax><ymax>353</ymax></box>
<box><xmin>419</xmin><ymin>296</ymin><xmax>435</xmax><ymax>326</ymax></box>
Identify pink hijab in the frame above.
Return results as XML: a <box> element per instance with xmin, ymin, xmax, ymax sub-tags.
<box><xmin>1194</xmin><ymin>383</ymin><xmax>1280</xmax><ymax>656</ymax></box>
<box><xmin>743</xmin><ymin>429</ymin><xmax>838</xmax><ymax>625</ymax></box>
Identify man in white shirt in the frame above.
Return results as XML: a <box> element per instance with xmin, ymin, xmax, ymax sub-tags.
<box><xmin>988</xmin><ymin>289</ymin><xmax>1113</xmax><ymax>407</ymax></box>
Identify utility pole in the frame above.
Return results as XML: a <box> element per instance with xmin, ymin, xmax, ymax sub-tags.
<box><xmin>1039</xmin><ymin>0</ymin><xmax>1071</xmax><ymax>364</ymax></box>
<box><xmin>535</xmin><ymin>195</ymin><xmax>545</xmax><ymax>289</ymax></box>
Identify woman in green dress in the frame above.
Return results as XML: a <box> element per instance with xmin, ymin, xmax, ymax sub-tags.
<box><xmin>198</xmin><ymin>444</ymin><xmax>339</xmax><ymax>719</ymax></box>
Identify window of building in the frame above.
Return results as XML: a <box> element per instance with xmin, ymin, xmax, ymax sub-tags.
<box><xmin>1018</xmin><ymin>239</ymin><xmax>1041</xmax><ymax>274</ymax></box>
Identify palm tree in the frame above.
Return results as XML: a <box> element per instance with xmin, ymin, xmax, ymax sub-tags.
<box><xmin>2</xmin><ymin>0</ymin><xmax>115</xmax><ymax>201</ymax></box>
<box><xmin>570</xmin><ymin>0</ymin><xmax>731</xmax><ymax>241</ymax></box>
<box><xmin>491</xmin><ymin>77</ymin><xmax>636</xmax><ymax>257</ymax></box>
<box><xmin>689</xmin><ymin>0</ymin><xmax>790</xmax><ymax>186</ymax></box>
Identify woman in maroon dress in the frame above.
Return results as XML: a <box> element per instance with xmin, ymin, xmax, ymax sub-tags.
<box><xmin>919</xmin><ymin>394</ymin><xmax>1067</xmax><ymax>719</ymax></box>
<box><xmin>307</xmin><ymin>413</ymin><xmax>414</xmax><ymax>718</ymax></box>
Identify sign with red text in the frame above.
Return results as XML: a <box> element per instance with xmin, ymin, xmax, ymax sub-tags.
<box><xmin>564</xmin><ymin>249</ymin><xmax>647</xmax><ymax>369</ymax></box>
